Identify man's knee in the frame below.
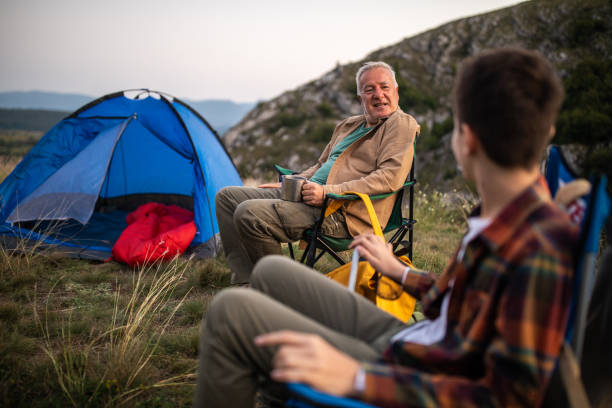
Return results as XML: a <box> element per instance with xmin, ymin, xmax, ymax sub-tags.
<box><xmin>215</xmin><ymin>186</ymin><xmax>239</xmax><ymax>210</ymax></box>
<box><xmin>234</xmin><ymin>200</ymin><xmax>273</xmax><ymax>234</ymax></box>
<box><xmin>205</xmin><ymin>288</ymin><xmax>253</xmax><ymax>330</ymax></box>
<box><xmin>251</xmin><ymin>255</ymin><xmax>293</xmax><ymax>289</ymax></box>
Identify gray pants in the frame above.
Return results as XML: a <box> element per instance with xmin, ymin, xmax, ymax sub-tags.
<box><xmin>215</xmin><ymin>186</ymin><xmax>350</xmax><ymax>284</ymax></box>
<box><xmin>194</xmin><ymin>255</ymin><xmax>406</xmax><ymax>408</ymax></box>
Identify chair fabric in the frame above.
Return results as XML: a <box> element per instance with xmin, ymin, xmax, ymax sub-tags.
<box><xmin>580</xmin><ymin>222</ymin><xmax>612</xmax><ymax>407</ymax></box>
<box><xmin>541</xmin><ymin>145</ymin><xmax>611</xmax><ymax>408</ymax></box>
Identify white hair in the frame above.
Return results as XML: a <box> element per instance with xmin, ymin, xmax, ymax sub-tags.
<box><xmin>355</xmin><ymin>61</ymin><xmax>398</xmax><ymax>94</ymax></box>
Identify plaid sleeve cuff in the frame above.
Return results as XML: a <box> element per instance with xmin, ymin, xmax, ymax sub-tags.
<box><xmin>401</xmin><ymin>267</ymin><xmax>436</xmax><ymax>299</ymax></box>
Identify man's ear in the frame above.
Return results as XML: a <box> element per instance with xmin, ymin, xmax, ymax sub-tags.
<box><xmin>462</xmin><ymin>123</ymin><xmax>480</xmax><ymax>155</ymax></box>
<box><xmin>357</xmin><ymin>94</ymin><xmax>362</xmax><ymax>104</ymax></box>
<box><xmin>548</xmin><ymin>125</ymin><xmax>556</xmax><ymax>141</ymax></box>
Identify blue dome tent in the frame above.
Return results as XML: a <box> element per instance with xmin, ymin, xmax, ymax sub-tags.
<box><xmin>0</xmin><ymin>89</ymin><xmax>242</xmax><ymax>260</ymax></box>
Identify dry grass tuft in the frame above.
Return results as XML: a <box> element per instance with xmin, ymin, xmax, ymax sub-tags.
<box><xmin>33</xmin><ymin>257</ymin><xmax>196</xmax><ymax>407</ymax></box>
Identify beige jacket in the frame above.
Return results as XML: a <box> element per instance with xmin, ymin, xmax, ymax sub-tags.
<box><xmin>298</xmin><ymin>109</ymin><xmax>419</xmax><ymax>236</ymax></box>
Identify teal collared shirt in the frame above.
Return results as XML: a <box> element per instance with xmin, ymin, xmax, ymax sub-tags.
<box><xmin>310</xmin><ymin>122</ymin><xmax>372</xmax><ymax>185</ymax></box>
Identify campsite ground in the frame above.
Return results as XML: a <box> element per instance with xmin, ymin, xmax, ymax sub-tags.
<box><xmin>0</xmin><ymin>157</ymin><xmax>470</xmax><ymax>406</ymax></box>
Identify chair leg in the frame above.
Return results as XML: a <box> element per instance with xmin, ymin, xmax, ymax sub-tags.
<box><xmin>288</xmin><ymin>242</ymin><xmax>296</xmax><ymax>260</ymax></box>
<box><xmin>315</xmin><ymin>238</ymin><xmax>346</xmax><ymax>266</ymax></box>
<box><xmin>300</xmin><ymin>240</ymin><xmax>314</xmax><ymax>265</ymax></box>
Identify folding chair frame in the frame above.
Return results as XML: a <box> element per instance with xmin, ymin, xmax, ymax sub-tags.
<box><xmin>277</xmin><ymin>161</ymin><xmax>417</xmax><ymax>268</ymax></box>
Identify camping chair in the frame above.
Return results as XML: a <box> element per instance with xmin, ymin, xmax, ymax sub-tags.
<box><xmin>541</xmin><ymin>146</ymin><xmax>612</xmax><ymax>408</ymax></box>
<box><xmin>284</xmin><ymin>147</ymin><xmax>611</xmax><ymax>408</ymax></box>
<box><xmin>541</xmin><ymin>174</ymin><xmax>610</xmax><ymax>408</ymax></box>
<box><xmin>580</xmin><ymin>216</ymin><xmax>612</xmax><ymax>407</ymax></box>
<box><xmin>275</xmin><ymin>160</ymin><xmax>416</xmax><ymax>268</ymax></box>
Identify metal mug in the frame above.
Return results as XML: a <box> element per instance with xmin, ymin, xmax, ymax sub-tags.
<box><xmin>281</xmin><ymin>175</ymin><xmax>307</xmax><ymax>202</ymax></box>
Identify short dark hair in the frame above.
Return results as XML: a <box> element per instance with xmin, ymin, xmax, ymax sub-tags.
<box><xmin>453</xmin><ymin>48</ymin><xmax>564</xmax><ymax>168</ymax></box>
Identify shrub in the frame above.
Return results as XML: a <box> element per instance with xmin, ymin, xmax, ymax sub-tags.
<box><xmin>316</xmin><ymin>102</ymin><xmax>335</xmax><ymax>118</ymax></box>
<box><xmin>419</xmin><ymin>118</ymin><xmax>453</xmax><ymax>151</ymax></box>
<box><xmin>306</xmin><ymin>121</ymin><xmax>336</xmax><ymax>144</ymax></box>
<box><xmin>555</xmin><ymin>58</ymin><xmax>612</xmax><ymax>180</ymax></box>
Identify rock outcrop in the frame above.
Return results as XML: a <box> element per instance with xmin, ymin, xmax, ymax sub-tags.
<box><xmin>226</xmin><ymin>0</ymin><xmax>612</xmax><ymax>187</ymax></box>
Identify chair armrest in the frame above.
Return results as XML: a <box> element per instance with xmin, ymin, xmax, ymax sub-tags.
<box><xmin>274</xmin><ymin>164</ymin><xmax>297</xmax><ymax>176</ymax></box>
<box><xmin>286</xmin><ymin>383</ymin><xmax>379</xmax><ymax>408</ymax></box>
<box><xmin>326</xmin><ymin>181</ymin><xmax>415</xmax><ymax>202</ymax></box>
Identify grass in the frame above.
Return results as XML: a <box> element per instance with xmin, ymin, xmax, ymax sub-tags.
<box><xmin>0</xmin><ymin>129</ymin><xmax>42</xmax><ymax>157</ymax></box>
<box><xmin>0</xmin><ymin>155</ymin><xmax>22</xmax><ymax>182</ymax></box>
<box><xmin>0</xmin><ymin>158</ymin><xmax>470</xmax><ymax>406</ymax></box>
<box><xmin>0</xmin><ymin>242</ymin><xmax>227</xmax><ymax>407</ymax></box>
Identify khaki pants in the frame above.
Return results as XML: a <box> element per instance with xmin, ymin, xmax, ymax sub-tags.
<box><xmin>215</xmin><ymin>186</ymin><xmax>350</xmax><ymax>284</ymax></box>
<box><xmin>194</xmin><ymin>255</ymin><xmax>406</xmax><ymax>408</ymax></box>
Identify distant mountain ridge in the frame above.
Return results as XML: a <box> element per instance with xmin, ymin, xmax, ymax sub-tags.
<box><xmin>225</xmin><ymin>0</ymin><xmax>612</xmax><ymax>186</ymax></box>
<box><xmin>0</xmin><ymin>91</ymin><xmax>255</xmax><ymax>135</ymax></box>
<box><xmin>0</xmin><ymin>91</ymin><xmax>92</xmax><ymax>112</ymax></box>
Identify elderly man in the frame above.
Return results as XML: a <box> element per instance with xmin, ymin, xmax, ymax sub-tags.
<box><xmin>216</xmin><ymin>61</ymin><xmax>419</xmax><ymax>284</ymax></box>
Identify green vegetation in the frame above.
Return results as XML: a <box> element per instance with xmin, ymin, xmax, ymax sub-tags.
<box><xmin>0</xmin><ymin>156</ymin><xmax>21</xmax><ymax>182</ymax></box>
<box><xmin>316</xmin><ymin>102</ymin><xmax>335</xmax><ymax>118</ymax></box>
<box><xmin>418</xmin><ymin>117</ymin><xmax>454</xmax><ymax>151</ymax></box>
<box><xmin>305</xmin><ymin>120</ymin><xmax>336</xmax><ymax>145</ymax></box>
<box><xmin>392</xmin><ymin>64</ymin><xmax>439</xmax><ymax>114</ymax></box>
<box><xmin>566</xmin><ymin>3</ymin><xmax>608</xmax><ymax>47</ymax></box>
<box><xmin>555</xmin><ymin>58</ymin><xmax>612</xmax><ymax>180</ymax></box>
<box><xmin>0</xmin><ymin>129</ymin><xmax>43</xmax><ymax>156</ymax></box>
<box><xmin>398</xmin><ymin>83</ymin><xmax>439</xmax><ymax>114</ymax></box>
<box><xmin>0</xmin><ymin>109</ymin><xmax>67</xmax><ymax>132</ymax></box>
<box><xmin>0</xmin><ymin>239</ymin><xmax>229</xmax><ymax>407</ymax></box>
<box><xmin>277</xmin><ymin>111</ymin><xmax>305</xmax><ymax>129</ymax></box>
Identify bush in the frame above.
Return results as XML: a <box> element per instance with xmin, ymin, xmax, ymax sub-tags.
<box><xmin>267</xmin><ymin>111</ymin><xmax>306</xmax><ymax>133</ymax></box>
<box><xmin>555</xmin><ymin>58</ymin><xmax>612</xmax><ymax>180</ymax></box>
<box><xmin>306</xmin><ymin>121</ymin><xmax>336</xmax><ymax>144</ymax></box>
<box><xmin>419</xmin><ymin>118</ymin><xmax>453</xmax><ymax>151</ymax></box>
<box><xmin>278</xmin><ymin>112</ymin><xmax>304</xmax><ymax>128</ymax></box>
<box><xmin>567</xmin><ymin>13</ymin><xmax>606</xmax><ymax>47</ymax></box>
<box><xmin>316</xmin><ymin>102</ymin><xmax>335</xmax><ymax>118</ymax></box>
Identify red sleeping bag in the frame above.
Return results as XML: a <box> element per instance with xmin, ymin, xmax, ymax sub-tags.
<box><xmin>112</xmin><ymin>203</ymin><xmax>196</xmax><ymax>267</ymax></box>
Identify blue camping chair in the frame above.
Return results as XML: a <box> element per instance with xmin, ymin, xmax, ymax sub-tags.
<box><xmin>541</xmin><ymin>147</ymin><xmax>611</xmax><ymax>408</ymax></box>
<box><xmin>287</xmin><ymin>145</ymin><xmax>611</xmax><ymax>408</ymax></box>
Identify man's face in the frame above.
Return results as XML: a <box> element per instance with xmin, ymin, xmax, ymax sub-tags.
<box><xmin>357</xmin><ymin>67</ymin><xmax>399</xmax><ymax>125</ymax></box>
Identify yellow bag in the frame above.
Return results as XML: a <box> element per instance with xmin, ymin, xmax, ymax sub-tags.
<box><xmin>324</xmin><ymin>192</ymin><xmax>416</xmax><ymax>322</ymax></box>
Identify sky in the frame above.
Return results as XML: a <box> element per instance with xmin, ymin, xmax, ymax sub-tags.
<box><xmin>0</xmin><ymin>0</ymin><xmax>523</xmax><ymax>102</ymax></box>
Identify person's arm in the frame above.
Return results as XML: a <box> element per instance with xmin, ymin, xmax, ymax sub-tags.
<box><xmin>259</xmin><ymin>182</ymin><xmax>282</xmax><ymax>188</ymax></box>
<box><xmin>349</xmin><ymin>234</ymin><xmax>436</xmax><ymax>300</ymax></box>
<box><xmin>323</xmin><ymin>115</ymin><xmax>417</xmax><ymax>197</ymax></box>
<box><xmin>356</xmin><ymin>251</ymin><xmax>572</xmax><ymax>407</ymax></box>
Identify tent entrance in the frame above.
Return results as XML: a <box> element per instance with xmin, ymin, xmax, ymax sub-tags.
<box><xmin>14</xmin><ymin>211</ymin><xmax>128</xmax><ymax>250</ymax></box>
<box><xmin>6</xmin><ymin>120</ymin><xmax>130</xmax><ymax>225</ymax></box>
<box><xmin>95</xmin><ymin>193</ymin><xmax>193</xmax><ymax>213</ymax></box>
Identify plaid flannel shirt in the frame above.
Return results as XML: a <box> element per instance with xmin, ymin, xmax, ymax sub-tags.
<box><xmin>362</xmin><ymin>176</ymin><xmax>578</xmax><ymax>407</ymax></box>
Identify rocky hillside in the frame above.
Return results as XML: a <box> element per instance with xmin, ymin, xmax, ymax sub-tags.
<box><xmin>226</xmin><ymin>0</ymin><xmax>612</xmax><ymax>187</ymax></box>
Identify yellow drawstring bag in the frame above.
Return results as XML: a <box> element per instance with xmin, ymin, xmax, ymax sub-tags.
<box><xmin>324</xmin><ymin>192</ymin><xmax>416</xmax><ymax>322</ymax></box>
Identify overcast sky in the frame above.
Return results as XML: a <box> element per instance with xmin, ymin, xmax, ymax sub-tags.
<box><xmin>0</xmin><ymin>0</ymin><xmax>523</xmax><ymax>102</ymax></box>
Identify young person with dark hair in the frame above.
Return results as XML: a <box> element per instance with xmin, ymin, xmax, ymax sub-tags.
<box><xmin>194</xmin><ymin>48</ymin><xmax>577</xmax><ymax>407</ymax></box>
